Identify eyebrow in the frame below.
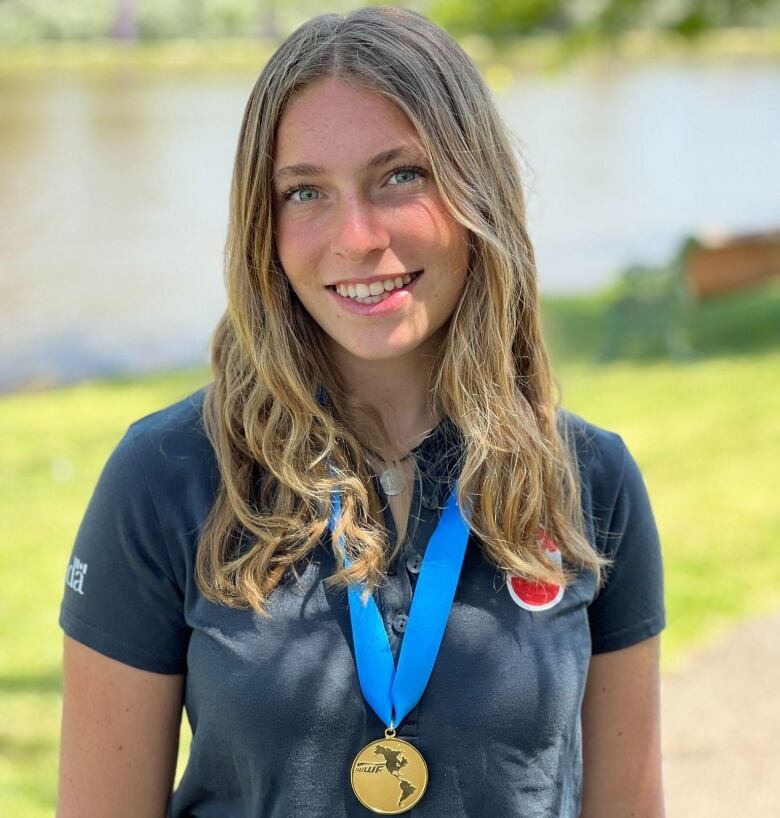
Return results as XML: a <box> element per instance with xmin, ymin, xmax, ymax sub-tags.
<box><xmin>273</xmin><ymin>145</ymin><xmax>425</xmax><ymax>183</ymax></box>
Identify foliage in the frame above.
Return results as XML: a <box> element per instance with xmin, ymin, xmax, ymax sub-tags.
<box><xmin>429</xmin><ymin>0</ymin><xmax>569</xmax><ymax>39</ymax></box>
<box><xmin>0</xmin><ymin>0</ymin><xmax>274</xmax><ymax>41</ymax></box>
<box><xmin>0</xmin><ymin>0</ymin><xmax>777</xmax><ymax>42</ymax></box>
<box><xmin>430</xmin><ymin>0</ymin><xmax>780</xmax><ymax>41</ymax></box>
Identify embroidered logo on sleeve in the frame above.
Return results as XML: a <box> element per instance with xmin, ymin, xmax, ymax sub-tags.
<box><xmin>65</xmin><ymin>556</ymin><xmax>88</xmax><ymax>595</ymax></box>
<box><xmin>506</xmin><ymin>526</ymin><xmax>564</xmax><ymax>612</ymax></box>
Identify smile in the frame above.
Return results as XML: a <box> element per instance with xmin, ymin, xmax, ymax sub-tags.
<box><xmin>327</xmin><ymin>271</ymin><xmax>423</xmax><ymax>305</ymax></box>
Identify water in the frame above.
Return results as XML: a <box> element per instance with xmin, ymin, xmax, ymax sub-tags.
<box><xmin>1</xmin><ymin>57</ymin><xmax>778</xmax><ymax>393</ymax></box>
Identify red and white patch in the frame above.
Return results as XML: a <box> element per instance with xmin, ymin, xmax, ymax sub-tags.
<box><xmin>506</xmin><ymin>526</ymin><xmax>564</xmax><ymax>612</ymax></box>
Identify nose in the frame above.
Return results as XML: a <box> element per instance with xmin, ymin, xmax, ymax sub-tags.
<box><xmin>330</xmin><ymin>194</ymin><xmax>390</xmax><ymax>263</ymax></box>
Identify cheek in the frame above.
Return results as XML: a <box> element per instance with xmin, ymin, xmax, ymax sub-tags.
<box><xmin>435</xmin><ymin>221</ymin><xmax>470</xmax><ymax>289</ymax></box>
<box><xmin>413</xmin><ymin>201</ymin><xmax>468</xmax><ymax>262</ymax></box>
<box><xmin>275</xmin><ymin>219</ymin><xmax>317</xmax><ymax>287</ymax></box>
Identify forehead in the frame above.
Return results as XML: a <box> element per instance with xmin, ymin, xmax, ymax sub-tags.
<box><xmin>274</xmin><ymin>76</ymin><xmax>423</xmax><ymax>165</ymax></box>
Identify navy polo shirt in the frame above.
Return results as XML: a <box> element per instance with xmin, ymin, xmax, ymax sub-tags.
<box><xmin>59</xmin><ymin>385</ymin><xmax>665</xmax><ymax>817</ymax></box>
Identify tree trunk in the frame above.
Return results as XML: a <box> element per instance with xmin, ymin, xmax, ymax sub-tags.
<box><xmin>255</xmin><ymin>0</ymin><xmax>278</xmax><ymax>39</ymax></box>
<box><xmin>111</xmin><ymin>0</ymin><xmax>138</xmax><ymax>41</ymax></box>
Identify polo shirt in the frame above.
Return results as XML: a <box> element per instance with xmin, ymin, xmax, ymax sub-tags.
<box><xmin>59</xmin><ymin>384</ymin><xmax>665</xmax><ymax>817</ymax></box>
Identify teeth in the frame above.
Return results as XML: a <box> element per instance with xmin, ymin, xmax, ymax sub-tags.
<box><xmin>334</xmin><ymin>271</ymin><xmax>420</xmax><ymax>301</ymax></box>
<box><xmin>354</xmin><ymin>294</ymin><xmax>384</xmax><ymax>304</ymax></box>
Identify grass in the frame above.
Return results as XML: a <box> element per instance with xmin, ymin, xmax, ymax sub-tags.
<box><xmin>1</xmin><ymin>279</ymin><xmax>779</xmax><ymax>815</ymax></box>
<box><xmin>0</xmin><ymin>369</ymin><xmax>211</xmax><ymax>814</ymax></box>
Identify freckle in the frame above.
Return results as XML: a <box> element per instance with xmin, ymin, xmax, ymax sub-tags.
<box><xmin>118</xmin><ymin>744</ymin><xmax>124</xmax><ymax>751</ymax></box>
<box><xmin>618</xmin><ymin>730</ymin><xmax>623</xmax><ymax>737</ymax></box>
<box><xmin>600</xmin><ymin>685</ymin><xmax>607</xmax><ymax>693</ymax></box>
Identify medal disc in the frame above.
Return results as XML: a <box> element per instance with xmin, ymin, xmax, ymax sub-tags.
<box><xmin>379</xmin><ymin>467</ymin><xmax>405</xmax><ymax>497</ymax></box>
<box><xmin>350</xmin><ymin>729</ymin><xmax>428</xmax><ymax>814</ymax></box>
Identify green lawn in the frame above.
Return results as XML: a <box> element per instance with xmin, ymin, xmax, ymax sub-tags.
<box><xmin>1</xmin><ymin>281</ymin><xmax>779</xmax><ymax>815</ymax></box>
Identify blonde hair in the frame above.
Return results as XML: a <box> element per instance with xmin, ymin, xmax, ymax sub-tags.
<box><xmin>196</xmin><ymin>6</ymin><xmax>609</xmax><ymax>614</ymax></box>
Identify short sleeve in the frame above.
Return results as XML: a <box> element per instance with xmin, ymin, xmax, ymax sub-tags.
<box><xmin>59</xmin><ymin>429</ymin><xmax>190</xmax><ymax>674</ymax></box>
<box><xmin>587</xmin><ymin>439</ymin><xmax>666</xmax><ymax>654</ymax></box>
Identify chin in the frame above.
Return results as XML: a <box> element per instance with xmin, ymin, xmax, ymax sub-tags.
<box><xmin>344</xmin><ymin>343</ymin><xmax>419</xmax><ymax>362</ymax></box>
<box><xmin>333</xmin><ymin>332</ymin><xmax>429</xmax><ymax>363</ymax></box>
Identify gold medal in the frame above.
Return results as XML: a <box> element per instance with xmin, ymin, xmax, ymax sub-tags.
<box><xmin>350</xmin><ymin>727</ymin><xmax>428</xmax><ymax>814</ymax></box>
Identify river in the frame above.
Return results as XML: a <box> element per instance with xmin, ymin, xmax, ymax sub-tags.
<box><xmin>1</xmin><ymin>56</ymin><xmax>778</xmax><ymax>393</ymax></box>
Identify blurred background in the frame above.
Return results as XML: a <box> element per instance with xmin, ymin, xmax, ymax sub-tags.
<box><xmin>1</xmin><ymin>1</ymin><xmax>779</xmax><ymax>816</ymax></box>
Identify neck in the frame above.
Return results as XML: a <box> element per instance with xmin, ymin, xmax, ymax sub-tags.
<box><xmin>327</xmin><ymin>332</ymin><xmax>444</xmax><ymax>456</ymax></box>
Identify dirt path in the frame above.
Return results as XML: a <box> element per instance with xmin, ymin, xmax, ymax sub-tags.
<box><xmin>662</xmin><ymin>610</ymin><xmax>780</xmax><ymax>817</ymax></box>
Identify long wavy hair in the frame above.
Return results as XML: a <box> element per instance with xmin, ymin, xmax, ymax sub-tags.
<box><xmin>196</xmin><ymin>6</ymin><xmax>610</xmax><ymax>614</ymax></box>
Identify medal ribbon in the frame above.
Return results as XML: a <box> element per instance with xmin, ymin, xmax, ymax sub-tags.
<box><xmin>328</xmin><ymin>485</ymin><xmax>470</xmax><ymax>728</ymax></box>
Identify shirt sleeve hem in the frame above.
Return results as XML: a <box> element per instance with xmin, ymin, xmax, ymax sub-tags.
<box><xmin>59</xmin><ymin>606</ymin><xmax>187</xmax><ymax>675</ymax></box>
<box><xmin>590</xmin><ymin>614</ymin><xmax>666</xmax><ymax>654</ymax></box>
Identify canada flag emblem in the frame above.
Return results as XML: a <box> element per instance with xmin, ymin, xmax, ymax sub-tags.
<box><xmin>506</xmin><ymin>526</ymin><xmax>564</xmax><ymax>611</ymax></box>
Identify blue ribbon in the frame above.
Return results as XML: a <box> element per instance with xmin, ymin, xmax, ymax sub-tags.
<box><xmin>328</xmin><ymin>484</ymin><xmax>470</xmax><ymax>728</ymax></box>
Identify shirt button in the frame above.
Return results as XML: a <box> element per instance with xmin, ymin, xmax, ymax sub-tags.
<box><xmin>392</xmin><ymin>612</ymin><xmax>409</xmax><ymax>634</ymax></box>
<box><xmin>406</xmin><ymin>553</ymin><xmax>423</xmax><ymax>574</ymax></box>
<box><xmin>421</xmin><ymin>494</ymin><xmax>438</xmax><ymax>511</ymax></box>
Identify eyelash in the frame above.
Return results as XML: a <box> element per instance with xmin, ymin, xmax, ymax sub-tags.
<box><xmin>279</xmin><ymin>164</ymin><xmax>428</xmax><ymax>202</ymax></box>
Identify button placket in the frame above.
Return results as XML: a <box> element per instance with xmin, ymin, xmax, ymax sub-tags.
<box><xmin>406</xmin><ymin>552</ymin><xmax>423</xmax><ymax>574</ymax></box>
<box><xmin>421</xmin><ymin>492</ymin><xmax>438</xmax><ymax>511</ymax></box>
<box><xmin>392</xmin><ymin>611</ymin><xmax>409</xmax><ymax>634</ymax></box>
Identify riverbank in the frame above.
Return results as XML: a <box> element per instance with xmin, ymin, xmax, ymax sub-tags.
<box><xmin>1</xmin><ymin>25</ymin><xmax>778</xmax><ymax>76</ymax></box>
<box><xmin>5</xmin><ymin>275</ymin><xmax>780</xmax><ymax>396</ymax></box>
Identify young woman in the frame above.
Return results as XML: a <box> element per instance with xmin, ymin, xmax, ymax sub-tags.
<box><xmin>57</xmin><ymin>7</ymin><xmax>665</xmax><ymax>817</ymax></box>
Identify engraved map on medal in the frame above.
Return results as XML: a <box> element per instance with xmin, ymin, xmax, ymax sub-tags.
<box><xmin>351</xmin><ymin>738</ymin><xmax>428</xmax><ymax>814</ymax></box>
<box><xmin>359</xmin><ymin>744</ymin><xmax>416</xmax><ymax>804</ymax></box>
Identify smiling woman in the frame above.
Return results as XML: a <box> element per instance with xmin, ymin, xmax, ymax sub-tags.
<box><xmin>56</xmin><ymin>6</ymin><xmax>665</xmax><ymax>818</ymax></box>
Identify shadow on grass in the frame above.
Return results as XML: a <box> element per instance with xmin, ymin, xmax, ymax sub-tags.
<box><xmin>0</xmin><ymin>670</ymin><xmax>62</xmax><ymax>695</ymax></box>
<box><xmin>0</xmin><ymin>732</ymin><xmax>57</xmax><ymax>762</ymax></box>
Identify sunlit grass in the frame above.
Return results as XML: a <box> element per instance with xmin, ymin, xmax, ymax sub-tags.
<box><xmin>557</xmin><ymin>351</ymin><xmax>780</xmax><ymax>667</ymax></box>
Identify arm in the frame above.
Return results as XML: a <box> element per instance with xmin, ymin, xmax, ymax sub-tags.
<box><xmin>57</xmin><ymin>636</ymin><xmax>185</xmax><ymax>818</ymax></box>
<box><xmin>579</xmin><ymin>635</ymin><xmax>665</xmax><ymax>818</ymax></box>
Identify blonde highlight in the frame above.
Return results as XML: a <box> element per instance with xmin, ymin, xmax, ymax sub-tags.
<box><xmin>196</xmin><ymin>6</ymin><xmax>609</xmax><ymax>616</ymax></box>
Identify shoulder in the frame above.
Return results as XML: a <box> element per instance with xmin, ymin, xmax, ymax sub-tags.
<box><xmin>555</xmin><ymin>406</ymin><xmax>629</xmax><ymax>496</ymax></box>
<box><xmin>555</xmin><ymin>407</ymin><xmax>650</xmax><ymax>562</ymax></box>
<box><xmin>126</xmin><ymin>383</ymin><xmax>210</xmax><ymax>450</ymax></box>
<box><xmin>94</xmin><ymin>384</ymin><xmax>220</xmax><ymax>545</ymax></box>
<box><xmin>121</xmin><ymin>383</ymin><xmax>217</xmax><ymax>482</ymax></box>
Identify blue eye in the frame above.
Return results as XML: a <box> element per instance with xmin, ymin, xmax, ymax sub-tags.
<box><xmin>389</xmin><ymin>165</ymin><xmax>427</xmax><ymax>185</ymax></box>
<box><xmin>282</xmin><ymin>186</ymin><xmax>319</xmax><ymax>203</ymax></box>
